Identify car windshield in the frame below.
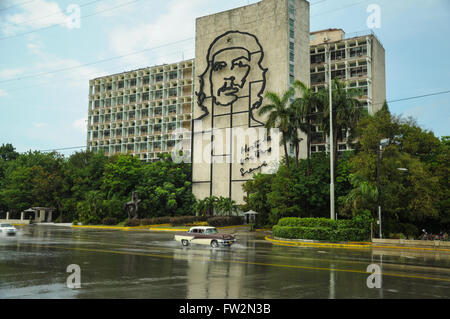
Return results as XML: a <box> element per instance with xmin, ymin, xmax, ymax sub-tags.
<box><xmin>205</xmin><ymin>229</ymin><xmax>218</xmax><ymax>234</ymax></box>
<box><xmin>1</xmin><ymin>223</ymin><xmax>12</xmax><ymax>227</ymax></box>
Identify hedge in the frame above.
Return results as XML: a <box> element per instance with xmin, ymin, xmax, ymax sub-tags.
<box><xmin>278</xmin><ymin>217</ymin><xmax>337</xmax><ymax>229</ymax></box>
<box><xmin>101</xmin><ymin>217</ymin><xmax>118</xmax><ymax>225</ymax></box>
<box><xmin>273</xmin><ymin>211</ymin><xmax>372</xmax><ymax>242</ymax></box>
<box><xmin>273</xmin><ymin>225</ymin><xmax>369</xmax><ymax>242</ymax></box>
<box><xmin>170</xmin><ymin>216</ymin><xmax>208</xmax><ymax>226</ymax></box>
<box><xmin>207</xmin><ymin>216</ymin><xmax>244</xmax><ymax>227</ymax></box>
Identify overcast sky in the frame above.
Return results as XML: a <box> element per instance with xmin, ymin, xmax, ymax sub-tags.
<box><xmin>0</xmin><ymin>0</ymin><xmax>449</xmax><ymax>156</ymax></box>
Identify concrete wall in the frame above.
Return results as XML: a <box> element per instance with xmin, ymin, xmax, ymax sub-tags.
<box><xmin>370</xmin><ymin>35</ymin><xmax>386</xmax><ymax>113</ymax></box>
<box><xmin>192</xmin><ymin>0</ymin><xmax>310</xmax><ymax>204</ymax></box>
<box><xmin>309</xmin><ymin>29</ymin><xmax>344</xmax><ymax>46</ymax></box>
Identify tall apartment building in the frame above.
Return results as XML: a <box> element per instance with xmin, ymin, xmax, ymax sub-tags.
<box><xmin>87</xmin><ymin>59</ymin><xmax>194</xmax><ymax>162</ymax></box>
<box><xmin>309</xmin><ymin>28</ymin><xmax>386</xmax><ymax>153</ymax></box>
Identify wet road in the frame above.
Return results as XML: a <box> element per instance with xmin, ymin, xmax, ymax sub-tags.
<box><xmin>1</xmin><ymin>225</ymin><xmax>450</xmax><ymax>299</ymax></box>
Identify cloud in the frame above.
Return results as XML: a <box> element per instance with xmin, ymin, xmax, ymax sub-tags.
<box><xmin>33</xmin><ymin>122</ymin><xmax>47</xmax><ymax>128</ymax></box>
<box><xmin>0</xmin><ymin>0</ymin><xmax>72</xmax><ymax>35</ymax></box>
<box><xmin>0</xmin><ymin>89</ymin><xmax>8</xmax><ymax>97</ymax></box>
<box><xmin>72</xmin><ymin>118</ymin><xmax>87</xmax><ymax>133</ymax></box>
<box><xmin>0</xmin><ymin>68</ymin><xmax>25</xmax><ymax>79</ymax></box>
<box><xmin>107</xmin><ymin>0</ymin><xmax>207</xmax><ymax>67</ymax></box>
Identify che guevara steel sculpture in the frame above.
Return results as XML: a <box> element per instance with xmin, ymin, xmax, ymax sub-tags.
<box><xmin>124</xmin><ymin>191</ymin><xmax>141</xmax><ymax>220</ymax></box>
<box><xmin>195</xmin><ymin>30</ymin><xmax>268</xmax><ymax>126</ymax></box>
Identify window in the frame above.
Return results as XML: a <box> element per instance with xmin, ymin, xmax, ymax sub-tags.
<box><xmin>311</xmin><ymin>72</ymin><xmax>325</xmax><ymax>85</ymax></box>
<box><xmin>142</xmin><ymin>92</ymin><xmax>149</xmax><ymax>101</ymax></box>
<box><xmin>169</xmin><ymin>71</ymin><xmax>177</xmax><ymax>80</ymax></box>
<box><xmin>143</xmin><ymin>76</ymin><xmax>150</xmax><ymax>85</ymax></box>
<box><xmin>117</xmin><ymin>97</ymin><xmax>123</xmax><ymax>105</ymax></box>
<box><xmin>155</xmin><ymin>74</ymin><xmax>163</xmax><ymax>82</ymax></box>
<box><xmin>311</xmin><ymin>53</ymin><xmax>325</xmax><ymax>64</ymax></box>
<box><xmin>94</xmin><ymin>100</ymin><xmax>100</xmax><ymax>108</ymax></box>
<box><xmin>155</xmin><ymin>90</ymin><xmax>163</xmax><ymax>99</ymax></box>
<box><xmin>290</xmin><ymin>29</ymin><xmax>295</xmax><ymax>39</ymax></box>
<box><xmin>289</xmin><ymin>64</ymin><xmax>294</xmax><ymax>75</ymax></box>
<box><xmin>168</xmin><ymin>88</ymin><xmax>177</xmax><ymax>97</ymax></box>
<box><xmin>168</xmin><ymin>105</ymin><xmax>177</xmax><ymax>114</ymax></box>
<box><xmin>289</xmin><ymin>51</ymin><xmax>294</xmax><ymax>62</ymax></box>
<box><xmin>118</xmin><ymin>81</ymin><xmax>124</xmax><ymax>89</ymax></box>
<box><xmin>130</xmin><ymin>78</ymin><xmax>137</xmax><ymax>87</ymax></box>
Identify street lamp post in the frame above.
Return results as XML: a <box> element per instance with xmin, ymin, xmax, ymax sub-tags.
<box><xmin>324</xmin><ymin>37</ymin><xmax>335</xmax><ymax>220</ymax></box>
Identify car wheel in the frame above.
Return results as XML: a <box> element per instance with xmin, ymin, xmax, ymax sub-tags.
<box><xmin>210</xmin><ymin>240</ymin><xmax>219</xmax><ymax>248</ymax></box>
<box><xmin>181</xmin><ymin>239</ymin><xmax>189</xmax><ymax>247</ymax></box>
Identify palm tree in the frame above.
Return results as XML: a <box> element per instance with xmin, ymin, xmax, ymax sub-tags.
<box><xmin>215</xmin><ymin>196</ymin><xmax>238</xmax><ymax>216</ymax></box>
<box><xmin>258</xmin><ymin>89</ymin><xmax>295</xmax><ymax>169</ymax></box>
<box><xmin>320</xmin><ymin>79</ymin><xmax>366</xmax><ymax>180</ymax></box>
<box><xmin>291</xmin><ymin>80</ymin><xmax>322</xmax><ymax>174</ymax></box>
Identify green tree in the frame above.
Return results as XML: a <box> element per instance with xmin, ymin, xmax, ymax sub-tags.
<box><xmin>291</xmin><ymin>80</ymin><xmax>322</xmax><ymax>173</ymax></box>
<box><xmin>258</xmin><ymin>89</ymin><xmax>295</xmax><ymax>169</ymax></box>
<box><xmin>321</xmin><ymin>79</ymin><xmax>365</xmax><ymax>180</ymax></box>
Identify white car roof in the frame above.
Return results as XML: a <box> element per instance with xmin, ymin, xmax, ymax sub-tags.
<box><xmin>189</xmin><ymin>226</ymin><xmax>216</xmax><ymax>230</ymax></box>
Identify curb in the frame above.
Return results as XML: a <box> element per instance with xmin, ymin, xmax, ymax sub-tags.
<box><xmin>265</xmin><ymin>236</ymin><xmax>373</xmax><ymax>249</ymax></box>
<box><xmin>265</xmin><ymin>236</ymin><xmax>450</xmax><ymax>252</ymax></box>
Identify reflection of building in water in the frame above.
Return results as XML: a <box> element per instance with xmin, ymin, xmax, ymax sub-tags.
<box><xmin>174</xmin><ymin>249</ymin><xmax>245</xmax><ymax>298</ymax></box>
<box><xmin>192</xmin><ymin>0</ymin><xmax>310</xmax><ymax>204</ymax></box>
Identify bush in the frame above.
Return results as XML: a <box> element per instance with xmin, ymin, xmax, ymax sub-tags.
<box><xmin>278</xmin><ymin>217</ymin><xmax>337</xmax><ymax>229</ymax></box>
<box><xmin>273</xmin><ymin>225</ymin><xmax>369</xmax><ymax>242</ymax></box>
<box><xmin>207</xmin><ymin>216</ymin><xmax>244</xmax><ymax>227</ymax></box>
<box><xmin>72</xmin><ymin>219</ymin><xmax>79</xmax><ymax>225</ymax></box>
<box><xmin>332</xmin><ymin>228</ymin><xmax>369</xmax><ymax>242</ymax></box>
<box><xmin>140</xmin><ymin>217</ymin><xmax>172</xmax><ymax>225</ymax></box>
<box><xmin>102</xmin><ymin>217</ymin><xmax>118</xmax><ymax>225</ymax></box>
<box><xmin>125</xmin><ymin>219</ymin><xmax>140</xmax><ymax>227</ymax></box>
<box><xmin>273</xmin><ymin>212</ymin><xmax>373</xmax><ymax>242</ymax></box>
<box><xmin>170</xmin><ymin>216</ymin><xmax>208</xmax><ymax>226</ymax></box>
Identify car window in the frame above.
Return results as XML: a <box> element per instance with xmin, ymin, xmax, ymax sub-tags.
<box><xmin>198</xmin><ymin>229</ymin><xmax>204</xmax><ymax>234</ymax></box>
<box><xmin>1</xmin><ymin>223</ymin><xmax>12</xmax><ymax>227</ymax></box>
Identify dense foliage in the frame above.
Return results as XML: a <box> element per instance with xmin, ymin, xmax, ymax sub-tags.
<box><xmin>0</xmin><ymin>149</ymin><xmax>196</xmax><ymax>224</ymax></box>
<box><xmin>243</xmin><ymin>102</ymin><xmax>449</xmax><ymax>238</ymax></box>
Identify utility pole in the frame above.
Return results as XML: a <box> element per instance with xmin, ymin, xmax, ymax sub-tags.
<box><xmin>377</xmin><ymin>143</ymin><xmax>382</xmax><ymax>238</ymax></box>
<box><xmin>325</xmin><ymin>38</ymin><xmax>335</xmax><ymax>220</ymax></box>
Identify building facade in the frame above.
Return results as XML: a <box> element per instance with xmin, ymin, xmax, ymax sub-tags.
<box><xmin>191</xmin><ymin>0</ymin><xmax>310</xmax><ymax>204</ymax></box>
<box><xmin>87</xmin><ymin>59</ymin><xmax>194</xmax><ymax>162</ymax></box>
<box><xmin>309</xmin><ymin>28</ymin><xmax>386</xmax><ymax>153</ymax></box>
<box><xmin>85</xmin><ymin>1</ymin><xmax>386</xmax><ymax>205</ymax></box>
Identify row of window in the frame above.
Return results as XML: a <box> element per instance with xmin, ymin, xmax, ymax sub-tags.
<box><xmin>310</xmin><ymin>45</ymin><xmax>368</xmax><ymax>64</ymax></box>
<box><xmin>92</xmin><ymin>71</ymin><xmax>186</xmax><ymax>93</ymax></box>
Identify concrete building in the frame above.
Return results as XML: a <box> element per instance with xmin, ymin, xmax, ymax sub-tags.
<box><xmin>309</xmin><ymin>28</ymin><xmax>386</xmax><ymax>153</ymax></box>
<box><xmin>191</xmin><ymin>0</ymin><xmax>310</xmax><ymax>204</ymax></box>
<box><xmin>87</xmin><ymin>59</ymin><xmax>195</xmax><ymax>162</ymax></box>
<box><xmin>85</xmin><ymin>1</ymin><xmax>386</xmax><ymax>205</ymax></box>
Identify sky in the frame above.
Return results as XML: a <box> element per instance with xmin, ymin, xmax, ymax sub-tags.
<box><xmin>0</xmin><ymin>0</ymin><xmax>449</xmax><ymax>156</ymax></box>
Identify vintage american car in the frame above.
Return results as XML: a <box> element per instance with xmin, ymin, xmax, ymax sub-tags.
<box><xmin>174</xmin><ymin>226</ymin><xmax>236</xmax><ymax>248</ymax></box>
<box><xmin>0</xmin><ymin>223</ymin><xmax>17</xmax><ymax>236</ymax></box>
